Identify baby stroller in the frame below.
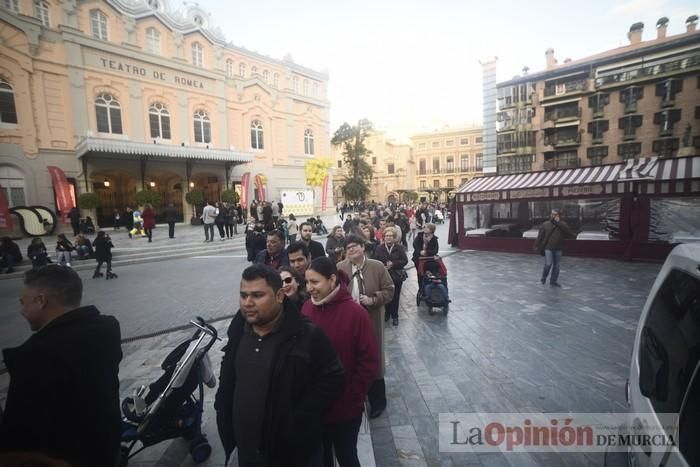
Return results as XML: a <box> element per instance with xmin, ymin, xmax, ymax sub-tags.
<box><xmin>416</xmin><ymin>256</ymin><xmax>450</xmax><ymax>315</ymax></box>
<box><xmin>119</xmin><ymin>317</ymin><xmax>219</xmax><ymax>465</ymax></box>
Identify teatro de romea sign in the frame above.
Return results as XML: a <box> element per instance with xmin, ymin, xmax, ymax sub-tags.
<box><xmin>87</xmin><ymin>52</ymin><xmax>209</xmax><ymax>90</ymax></box>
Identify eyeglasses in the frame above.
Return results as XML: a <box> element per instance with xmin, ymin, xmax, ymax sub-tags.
<box><xmin>346</xmin><ymin>244</ymin><xmax>361</xmax><ymax>250</ymax></box>
<box><xmin>282</xmin><ymin>277</ymin><xmax>294</xmax><ymax>284</ymax></box>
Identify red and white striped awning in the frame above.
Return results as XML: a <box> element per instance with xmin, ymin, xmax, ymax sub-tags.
<box><xmin>458</xmin><ymin>155</ymin><xmax>700</xmax><ymax>194</ymax></box>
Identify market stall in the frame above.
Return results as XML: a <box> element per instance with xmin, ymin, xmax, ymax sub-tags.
<box><xmin>453</xmin><ymin>155</ymin><xmax>700</xmax><ymax>261</ymax></box>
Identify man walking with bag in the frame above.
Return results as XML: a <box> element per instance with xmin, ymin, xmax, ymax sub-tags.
<box><xmin>534</xmin><ymin>209</ymin><xmax>576</xmax><ymax>287</ymax></box>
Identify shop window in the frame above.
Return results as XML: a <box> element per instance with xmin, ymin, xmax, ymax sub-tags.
<box><xmin>304</xmin><ymin>128</ymin><xmax>314</xmax><ymax>155</ymax></box>
<box><xmin>191</xmin><ymin>42</ymin><xmax>203</xmax><ymax>67</ymax></box>
<box><xmin>193</xmin><ymin>109</ymin><xmax>211</xmax><ymax>143</ymax></box>
<box><xmin>653</xmin><ymin>109</ymin><xmax>682</xmax><ymax>136</ymax></box>
<box><xmin>0</xmin><ymin>165</ymin><xmax>26</xmax><ymax>207</ymax></box>
<box><xmin>90</xmin><ymin>10</ymin><xmax>108</xmax><ymax>40</ymax></box>
<box><xmin>587</xmin><ymin>146</ymin><xmax>608</xmax><ymax>165</ymax></box>
<box><xmin>638</xmin><ymin>268</ymin><xmax>700</xmax><ymax>416</ymax></box>
<box><xmin>146</xmin><ymin>28</ymin><xmax>160</xmax><ymax>54</ymax></box>
<box><xmin>0</xmin><ymin>78</ymin><xmax>18</xmax><ymax>125</ymax></box>
<box><xmin>387</xmin><ymin>163</ymin><xmax>395</xmax><ymax>174</ymax></box>
<box><xmin>95</xmin><ymin>93</ymin><xmax>122</xmax><ymax>134</ymax></box>
<box><xmin>148</xmin><ymin>102</ymin><xmax>170</xmax><ymax>139</ymax></box>
<box><xmin>655</xmin><ymin>78</ymin><xmax>683</xmax><ymax>107</ymax></box>
<box><xmin>618</xmin><ymin>142</ymin><xmax>641</xmax><ymax>161</ymax></box>
<box><xmin>620</xmin><ymin>86</ymin><xmax>644</xmax><ymax>113</ymax></box>
<box><xmin>250</xmin><ymin>120</ymin><xmax>264</xmax><ymax>150</ymax></box>
<box><xmin>649</xmin><ymin>197</ymin><xmax>700</xmax><ymax>243</ymax></box>
<box><xmin>619</xmin><ymin>115</ymin><xmax>643</xmax><ymax>140</ymax></box>
<box><xmin>33</xmin><ymin>0</ymin><xmax>50</xmax><ymax>26</ymax></box>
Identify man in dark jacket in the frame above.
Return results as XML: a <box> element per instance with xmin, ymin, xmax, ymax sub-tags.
<box><xmin>254</xmin><ymin>230</ymin><xmax>289</xmax><ymax>269</ymax></box>
<box><xmin>215</xmin><ymin>264</ymin><xmax>345</xmax><ymax>467</ymax></box>
<box><xmin>0</xmin><ymin>265</ymin><xmax>122</xmax><ymax>467</ymax></box>
<box><xmin>124</xmin><ymin>206</ymin><xmax>134</xmax><ymax>238</ymax></box>
<box><xmin>0</xmin><ymin>237</ymin><xmax>22</xmax><ymax>274</ymax></box>
<box><xmin>162</xmin><ymin>202</ymin><xmax>178</xmax><ymax>239</ymax></box>
<box><xmin>299</xmin><ymin>222</ymin><xmax>326</xmax><ymax>259</ymax></box>
<box><xmin>534</xmin><ymin>209</ymin><xmax>576</xmax><ymax>287</ymax></box>
<box><xmin>69</xmin><ymin>206</ymin><xmax>80</xmax><ymax>236</ymax></box>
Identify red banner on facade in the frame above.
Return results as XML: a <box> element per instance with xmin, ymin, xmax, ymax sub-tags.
<box><xmin>47</xmin><ymin>166</ymin><xmax>75</xmax><ymax>224</ymax></box>
<box><xmin>0</xmin><ymin>184</ymin><xmax>13</xmax><ymax>230</ymax></box>
<box><xmin>240</xmin><ymin>172</ymin><xmax>250</xmax><ymax>211</ymax></box>
<box><xmin>255</xmin><ymin>174</ymin><xmax>266</xmax><ymax>202</ymax></box>
<box><xmin>321</xmin><ymin>175</ymin><xmax>329</xmax><ymax>210</ymax></box>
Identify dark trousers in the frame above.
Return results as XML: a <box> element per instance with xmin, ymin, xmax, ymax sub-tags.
<box><xmin>322</xmin><ymin>415</ymin><xmax>362</xmax><ymax>467</ymax></box>
<box><xmin>94</xmin><ymin>260</ymin><xmax>111</xmax><ymax>275</ymax></box>
<box><xmin>225</xmin><ymin>224</ymin><xmax>234</xmax><ymax>237</ymax></box>
<box><xmin>386</xmin><ymin>279</ymin><xmax>403</xmax><ymax>320</ymax></box>
<box><xmin>368</xmin><ymin>378</ymin><xmax>387</xmax><ymax>413</ymax></box>
<box><xmin>71</xmin><ymin>222</ymin><xmax>80</xmax><ymax>236</ymax></box>
<box><xmin>144</xmin><ymin>227</ymin><xmax>153</xmax><ymax>242</ymax></box>
<box><xmin>203</xmin><ymin>223</ymin><xmax>214</xmax><ymax>241</ymax></box>
<box><xmin>216</xmin><ymin>222</ymin><xmax>226</xmax><ymax>239</ymax></box>
<box><xmin>167</xmin><ymin>221</ymin><xmax>175</xmax><ymax>238</ymax></box>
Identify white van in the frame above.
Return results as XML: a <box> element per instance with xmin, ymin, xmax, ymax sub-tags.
<box><xmin>627</xmin><ymin>243</ymin><xmax>700</xmax><ymax>467</ymax></box>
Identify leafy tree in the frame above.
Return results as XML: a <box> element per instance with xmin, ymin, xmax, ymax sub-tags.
<box><xmin>331</xmin><ymin>119</ymin><xmax>374</xmax><ymax>201</ymax></box>
<box><xmin>403</xmin><ymin>191</ymin><xmax>419</xmax><ymax>203</ymax></box>
<box><xmin>221</xmin><ymin>189</ymin><xmax>240</xmax><ymax>204</ymax></box>
<box><xmin>77</xmin><ymin>192</ymin><xmax>101</xmax><ymax>209</ymax></box>
<box><xmin>135</xmin><ymin>190</ymin><xmax>162</xmax><ymax>207</ymax></box>
<box><xmin>185</xmin><ymin>190</ymin><xmax>204</xmax><ymax>206</ymax></box>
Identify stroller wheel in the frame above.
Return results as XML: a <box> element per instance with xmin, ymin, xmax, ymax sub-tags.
<box><xmin>190</xmin><ymin>438</ymin><xmax>212</xmax><ymax>464</ymax></box>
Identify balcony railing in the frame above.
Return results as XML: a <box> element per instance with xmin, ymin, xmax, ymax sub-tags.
<box><xmin>596</xmin><ymin>52</ymin><xmax>700</xmax><ymax>88</ymax></box>
<box><xmin>544</xmin><ymin>79</ymin><xmax>587</xmax><ymax>97</ymax></box>
<box><xmin>545</xmin><ymin>106</ymin><xmax>581</xmax><ymax>122</ymax></box>
<box><xmin>544</xmin><ymin>133</ymin><xmax>581</xmax><ymax>147</ymax></box>
<box><xmin>544</xmin><ymin>157</ymin><xmax>580</xmax><ymax>170</ymax></box>
<box><xmin>418</xmin><ymin>169</ymin><xmax>427</xmax><ymax>175</ymax></box>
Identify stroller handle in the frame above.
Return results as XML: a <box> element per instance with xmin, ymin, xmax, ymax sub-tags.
<box><xmin>190</xmin><ymin>317</ymin><xmax>221</xmax><ymax>341</ymax></box>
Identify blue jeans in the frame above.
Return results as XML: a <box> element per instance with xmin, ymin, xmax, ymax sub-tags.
<box><xmin>542</xmin><ymin>249</ymin><xmax>562</xmax><ymax>283</ymax></box>
<box><xmin>203</xmin><ymin>223</ymin><xmax>214</xmax><ymax>241</ymax></box>
<box><xmin>424</xmin><ymin>281</ymin><xmax>448</xmax><ymax>303</ymax></box>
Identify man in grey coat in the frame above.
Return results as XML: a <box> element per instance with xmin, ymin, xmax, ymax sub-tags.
<box><xmin>534</xmin><ymin>209</ymin><xmax>576</xmax><ymax>287</ymax></box>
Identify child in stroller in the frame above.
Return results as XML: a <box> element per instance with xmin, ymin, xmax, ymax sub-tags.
<box><xmin>119</xmin><ymin>318</ymin><xmax>219</xmax><ymax>466</ymax></box>
<box><xmin>416</xmin><ymin>257</ymin><xmax>450</xmax><ymax>315</ymax></box>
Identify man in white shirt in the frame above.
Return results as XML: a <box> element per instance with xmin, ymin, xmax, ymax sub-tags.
<box><xmin>201</xmin><ymin>201</ymin><xmax>218</xmax><ymax>242</ymax></box>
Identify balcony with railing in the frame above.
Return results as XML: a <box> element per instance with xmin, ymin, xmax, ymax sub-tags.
<box><xmin>543</xmin><ymin>78</ymin><xmax>588</xmax><ymax>99</ymax></box>
<box><xmin>596</xmin><ymin>52</ymin><xmax>700</xmax><ymax>88</ymax></box>
<box><xmin>544</xmin><ymin>152</ymin><xmax>580</xmax><ymax>170</ymax></box>
<box><xmin>544</xmin><ymin>129</ymin><xmax>581</xmax><ymax>148</ymax></box>
<box><xmin>544</xmin><ymin>105</ymin><xmax>581</xmax><ymax>122</ymax></box>
<box><xmin>497</xmin><ymin>154</ymin><xmax>534</xmax><ymax>175</ymax></box>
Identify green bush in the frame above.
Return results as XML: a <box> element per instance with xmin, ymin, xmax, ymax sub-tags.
<box><xmin>185</xmin><ymin>190</ymin><xmax>204</xmax><ymax>206</ymax></box>
<box><xmin>135</xmin><ymin>190</ymin><xmax>162</xmax><ymax>207</ymax></box>
<box><xmin>221</xmin><ymin>189</ymin><xmax>240</xmax><ymax>204</ymax></box>
<box><xmin>77</xmin><ymin>192</ymin><xmax>101</xmax><ymax>209</ymax></box>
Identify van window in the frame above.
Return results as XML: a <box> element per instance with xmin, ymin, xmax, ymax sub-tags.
<box><xmin>638</xmin><ymin>269</ymin><xmax>700</xmax><ymax>413</ymax></box>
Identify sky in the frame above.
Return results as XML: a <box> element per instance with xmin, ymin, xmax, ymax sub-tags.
<box><xmin>185</xmin><ymin>0</ymin><xmax>697</xmax><ymax>142</ymax></box>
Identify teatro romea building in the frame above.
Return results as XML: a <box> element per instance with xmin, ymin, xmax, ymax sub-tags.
<box><xmin>0</xmin><ymin>0</ymin><xmax>331</xmax><ymax>226</ymax></box>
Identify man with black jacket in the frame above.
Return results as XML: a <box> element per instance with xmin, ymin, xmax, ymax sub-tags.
<box><xmin>162</xmin><ymin>202</ymin><xmax>178</xmax><ymax>239</ymax></box>
<box><xmin>534</xmin><ymin>209</ymin><xmax>576</xmax><ymax>287</ymax></box>
<box><xmin>299</xmin><ymin>222</ymin><xmax>326</xmax><ymax>259</ymax></box>
<box><xmin>0</xmin><ymin>265</ymin><xmax>123</xmax><ymax>467</ymax></box>
<box><xmin>215</xmin><ymin>265</ymin><xmax>345</xmax><ymax>467</ymax></box>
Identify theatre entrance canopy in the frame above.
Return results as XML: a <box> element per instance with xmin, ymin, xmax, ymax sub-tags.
<box><xmin>451</xmin><ymin>155</ymin><xmax>700</xmax><ymax>261</ymax></box>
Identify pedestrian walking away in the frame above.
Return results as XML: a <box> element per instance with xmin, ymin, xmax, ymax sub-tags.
<box><xmin>142</xmin><ymin>203</ymin><xmax>156</xmax><ymax>243</ymax></box>
<box><xmin>214</xmin><ymin>264</ymin><xmax>344</xmax><ymax>467</ymax></box>
<box><xmin>162</xmin><ymin>202</ymin><xmax>178</xmax><ymax>239</ymax></box>
<box><xmin>201</xmin><ymin>201</ymin><xmax>217</xmax><ymax>242</ymax></box>
<box><xmin>337</xmin><ymin>234</ymin><xmax>394</xmax><ymax>419</ymax></box>
<box><xmin>123</xmin><ymin>207</ymin><xmax>134</xmax><ymax>238</ymax></box>
<box><xmin>534</xmin><ymin>209</ymin><xmax>577</xmax><ymax>287</ymax></box>
<box><xmin>0</xmin><ymin>265</ymin><xmax>123</xmax><ymax>467</ymax></box>
<box><xmin>303</xmin><ymin>257</ymin><xmax>379</xmax><ymax>467</ymax></box>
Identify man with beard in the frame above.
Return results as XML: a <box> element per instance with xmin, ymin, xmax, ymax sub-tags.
<box><xmin>299</xmin><ymin>222</ymin><xmax>326</xmax><ymax>259</ymax></box>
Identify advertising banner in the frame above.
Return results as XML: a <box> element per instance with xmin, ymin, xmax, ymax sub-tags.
<box><xmin>321</xmin><ymin>175</ymin><xmax>329</xmax><ymax>210</ymax></box>
<box><xmin>47</xmin><ymin>166</ymin><xmax>75</xmax><ymax>224</ymax></box>
<box><xmin>254</xmin><ymin>174</ymin><xmax>266</xmax><ymax>202</ymax></box>
<box><xmin>240</xmin><ymin>172</ymin><xmax>250</xmax><ymax>210</ymax></box>
<box><xmin>0</xmin><ymin>184</ymin><xmax>13</xmax><ymax>230</ymax></box>
<box><xmin>280</xmin><ymin>190</ymin><xmax>314</xmax><ymax>216</ymax></box>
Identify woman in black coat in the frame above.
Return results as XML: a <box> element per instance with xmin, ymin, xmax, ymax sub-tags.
<box><xmin>412</xmin><ymin>223</ymin><xmax>439</xmax><ymax>289</ymax></box>
<box><xmin>373</xmin><ymin>227</ymin><xmax>408</xmax><ymax>326</ymax></box>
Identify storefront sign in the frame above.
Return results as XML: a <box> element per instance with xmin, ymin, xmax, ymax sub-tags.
<box><xmin>85</xmin><ymin>51</ymin><xmax>213</xmax><ymax>91</ymax></box>
<box><xmin>509</xmin><ymin>187</ymin><xmax>550</xmax><ymax>199</ymax></box>
<box><xmin>560</xmin><ymin>185</ymin><xmax>604</xmax><ymax>197</ymax></box>
<box><xmin>471</xmin><ymin>192</ymin><xmax>501</xmax><ymax>201</ymax></box>
<box><xmin>281</xmin><ymin>190</ymin><xmax>314</xmax><ymax>216</ymax></box>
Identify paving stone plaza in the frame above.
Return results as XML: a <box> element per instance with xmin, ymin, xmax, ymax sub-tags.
<box><xmin>0</xmin><ymin>219</ymin><xmax>662</xmax><ymax>466</ymax></box>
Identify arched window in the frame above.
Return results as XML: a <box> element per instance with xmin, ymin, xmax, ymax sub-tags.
<box><xmin>239</xmin><ymin>63</ymin><xmax>246</xmax><ymax>78</ymax></box>
<box><xmin>226</xmin><ymin>59</ymin><xmax>234</xmax><ymax>78</ymax></box>
<box><xmin>273</xmin><ymin>73</ymin><xmax>279</xmax><ymax>89</ymax></box>
<box><xmin>149</xmin><ymin>102</ymin><xmax>170</xmax><ymax>139</ymax></box>
<box><xmin>90</xmin><ymin>10</ymin><xmax>108</xmax><ymax>40</ymax></box>
<box><xmin>262</xmin><ymin>70</ymin><xmax>269</xmax><ymax>83</ymax></box>
<box><xmin>0</xmin><ymin>165</ymin><xmax>26</xmax><ymax>207</ymax></box>
<box><xmin>292</xmin><ymin>76</ymin><xmax>299</xmax><ymax>93</ymax></box>
<box><xmin>0</xmin><ymin>79</ymin><xmax>18</xmax><ymax>124</ymax></box>
<box><xmin>33</xmin><ymin>0</ymin><xmax>50</xmax><ymax>26</ymax></box>
<box><xmin>251</xmin><ymin>66</ymin><xmax>258</xmax><ymax>76</ymax></box>
<box><xmin>303</xmin><ymin>79</ymin><xmax>308</xmax><ymax>96</ymax></box>
<box><xmin>5</xmin><ymin>0</ymin><xmax>19</xmax><ymax>13</ymax></box>
<box><xmin>146</xmin><ymin>28</ymin><xmax>160</xmax><ymax>54</ymax></box>
<box><xmin>191</xmin><ymin>42</ymin><xmax>203</xmax><ymax>67</ymax></box>
<box><xmin>304</xmin><ymin>128</ymin><xmax>314</xmax><ymax>155</ymax></box>
<box><xmin>193</xmin><ymin>109</ymin><xmax>211</xmax><ymax>143</ymax></box>
<box><xmin>95</xmin><ymin>93</ymin><xmax>122</xmax><ymax>134</ymax></box>
<box><xmin>250</xmin><ymin>120</ymin><xmax>264</xmax><ymax>150</ymax></box>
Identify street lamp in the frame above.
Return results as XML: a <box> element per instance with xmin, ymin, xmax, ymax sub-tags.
<box><xmin>189</xmin><ymin>181</ymin><xmax>195</xmax><ymax>188</ymax></box>
<box><xmin>149</xmin><ymin>181</ymin><xmax>156</xmax><ymax>188</ymax></box>
<box><xmin>103</xmin><ymin>180</ymin><xmax>110</xmax><ymax>187</ymax></box>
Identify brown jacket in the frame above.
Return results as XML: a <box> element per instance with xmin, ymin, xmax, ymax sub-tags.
<box><xmin>337</xmin><ymin>258</ymin><xmax>394</xmax><ymax>377</ymax></box>
<box><xmin>535</xmin><ymin>220</ymin><xmax>576</xmax><ymax>251</ymax></box>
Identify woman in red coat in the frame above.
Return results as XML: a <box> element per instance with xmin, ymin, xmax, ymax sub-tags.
<box><xmin>303</xmin><ymin>257</ymin><xmax>378</xmax><ymax>467</ymax></box>
<box><xmin>141</xmin><ymin>203</ymin><xmax>156</xmax><ymax>243</ymax></box>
